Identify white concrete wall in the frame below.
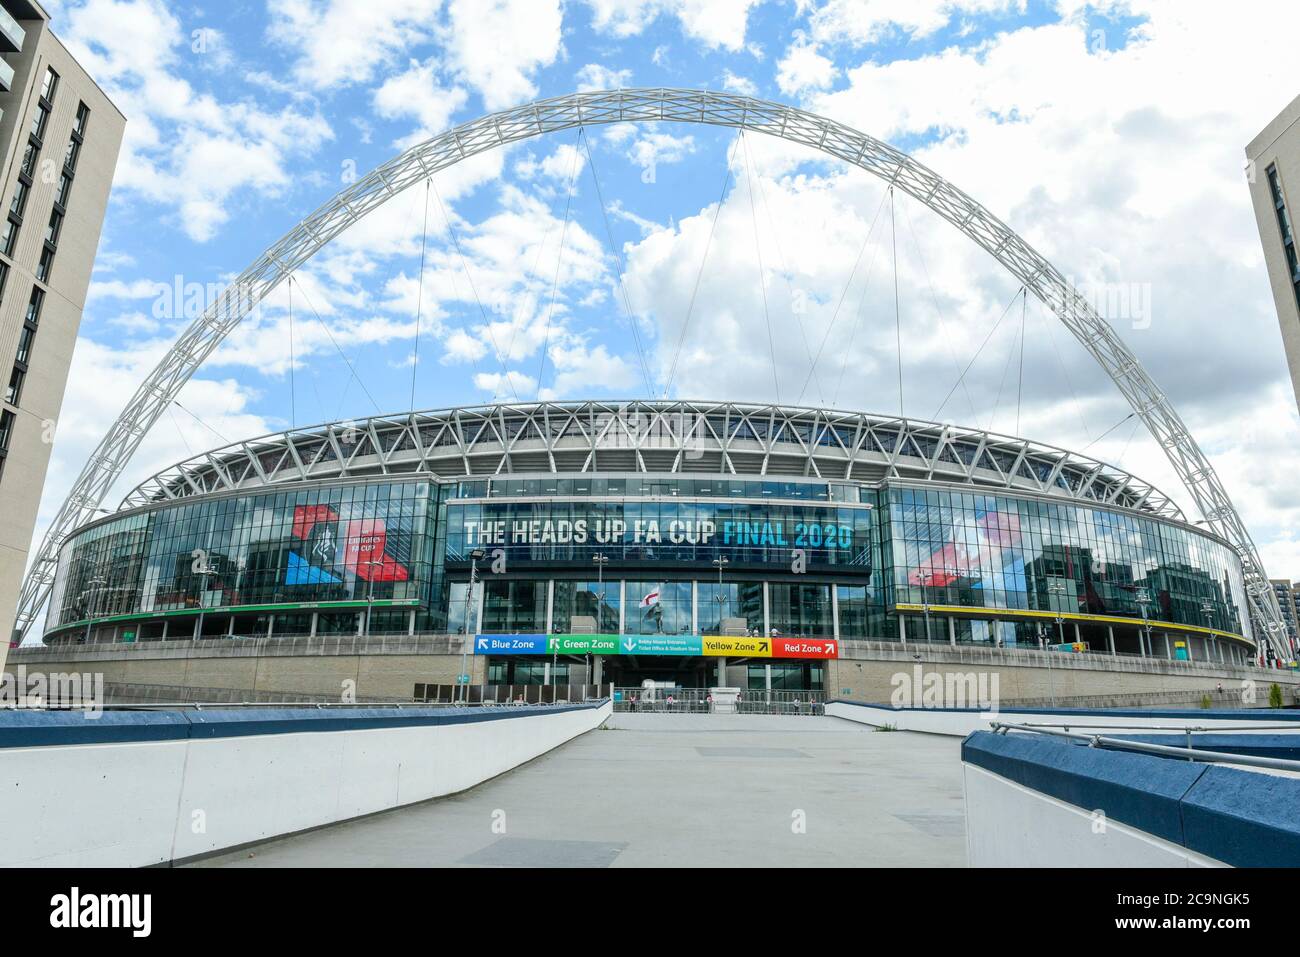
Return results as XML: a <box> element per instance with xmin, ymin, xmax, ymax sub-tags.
<box><xmin>0</xmin><ymin>703</ymin><xmax>610</xmax><ymax>867</ymax></box>
<box><xmin>963</xmin><ymin>764</ymin><xmax>1224</xmax><ymax>867</ymax></box>
<box><xmin>826</xmin><ymin>701</ymin><xmax>1300</xmax><ymax>736</ymax></box>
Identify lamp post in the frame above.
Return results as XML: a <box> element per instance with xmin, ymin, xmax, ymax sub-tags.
<box><xmin>921</xmin><ymin>577</ymin><xmax>933</xmax><ymax>644</ymax></box>
<box><xmin>461</xmin><ymin>548</ymin><xmax>485</xmax><ymax>703</ymax></box>
<box><xmin>82</xmin><ymin>576</ymin><xmax>107</xmax><ymax>644</ymax></box>
<box><xmin>712</xmin><ymin>555</ymin><xmax>729</xmax><ymax>630</ymax></box>
<box><xmin>1200</xmin><ymin>599</ymin><xmax>1217</xmax><ymax>661</ymax></box>
<box><xmin>194</xmin><ymin>563</ymin><xmax>218</xmax><ymax>640</ymax></box>
<box><xmin>361</xmin><ymin>559</ymin><xmax>384</xmax><ymax>637</ymax></box>
<box><xmin>1046</xmin><ymin>580</ymin><xmax>1068</xmax><ymax>647</ymax></box>
<box><xmin>1135</xmin><ymin>587</ymin><xmax>1154</xmax><ymax>656</ymax></box>
<box><xmin>592</xmin><ymin>552</ymin><xmax>609</xmax><ymax>630</ymax></box>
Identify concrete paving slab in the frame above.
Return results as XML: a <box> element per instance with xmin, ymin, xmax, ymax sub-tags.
<box><xmin>192</xmin><ymin>714</ymin><xmax>967</xmax><ymax>867</ymax></box>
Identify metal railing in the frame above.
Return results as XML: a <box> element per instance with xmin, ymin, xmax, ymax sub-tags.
<box><xmin>613</xmin><ymin>688</ymin><xmax>825</xmax><ymax>715</ymax></box>
<box><xmin>991</xmin><ymin>721</ymin><xmax>1300</xmax><ymax>772</ymax></box>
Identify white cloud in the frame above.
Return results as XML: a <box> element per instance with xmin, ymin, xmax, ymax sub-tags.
<box><xmin>62</xmin><ymin>0</ymin><xmax>333</xmax><ymax>242</ymax></box>
<box><xmin>806</xmin><ymin>0</ymin><xmax>1027</xmax><ymax>46</ymax></box>
<box><xmin>268</xmin><ymin>0</ymin><xmax>444</xmax><ymax>90</ymax></box>
<box><xmin>444</xmin><ymin>0</ymin><xmax>564</xmax><ymax>110</ymax></box>
<box><xmin>775</xmin><ymin>38</ymin><xmax>837</xmax><ymax>96</ymax></box>
<box><xmin>584</xmin><ymin>0</ymin><xmax>761</xmax><ymax>51</ymax></box>
<box><xmin>575</xmin><ymin>63</ymin><xmax>633</xmax><ymax>92</ymax></box>
<box><xmin>373</xmin><ymin>58</ymin><xmax>469</xmax><ymax>147</ymax></box>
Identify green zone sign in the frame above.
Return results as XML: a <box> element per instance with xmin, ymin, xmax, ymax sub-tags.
<box><xmin>547</xmin><ymin>634</ymin><xmax>619</xmax><ymax>654</ymax></box>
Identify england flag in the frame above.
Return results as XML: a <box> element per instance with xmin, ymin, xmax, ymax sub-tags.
<box><xmin>639</xmin><ymin>587</ymin><xmax>661</xmax><ymax>609</ymax></box>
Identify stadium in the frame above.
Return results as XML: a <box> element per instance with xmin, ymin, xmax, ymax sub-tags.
<box><xmin>42</xmin><ymin>399</ymin><xmax>1259</xmax><ymax>692</ymax></box>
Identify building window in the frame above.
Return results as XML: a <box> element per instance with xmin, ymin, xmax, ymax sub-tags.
<box><xmin>9</xmin><ymin>179</ymin><xmax>29</xmax><ymax>218</ymax></box>
<box><xmin>55</xmin><ymin>172</ymin><xmax>72</xmax><ymax>208</ymax></box>
<box><xmin>29</xmin><ymin>104</ymin><xmax>48</xmax><ymax>142</ymax></box>
<box><xmin>21</xmin><ymin>140</ymin><xmax>37</xmax><ymax>178</ymax></box>
<box><xmin>15</xmin><ymin>325</ymin><xmax>33</xmax><ymax>365</ymax></box>
<box><xmin>6</xmin><ymin>366</ymin><xmax>24</xmax><ymax>405</ymax></box>
<box><xmin>1267</xmin><ymin>165</ymin><xmax>1300</xmax><ymax>311</ymax></box>
<box><xmin>0</xmin><ymin>409</ymin><xmax>14</xmax><ymax>449</ymax></box>
<box><xmin>25</xmin><ymin>287</ymin><xmax>44</xmax><ymax>326</ymax></box>
<box><xmin>45</xmin><ymin>209</ymin><xmax>62</xmax><ymax>247</ymax></box>
<box><xmin>36</xmin><ymin>246</ymin><xmax>53</xmax><ymax>282</ymax></box>
<box><xmin>40</xmin><ymin>67</ymin><xmax>59</xmax><ymax>102</ymax></box>
<box><xmin>1</xmin><ymin>217</ymin><xmax>18</xmax><ymax>256</ymax></box>
<box><xmin>0</xmin><ymin>260</ymin><xmax>8</xmax><ymax>301</ymax></box>
<box><xmin>64</xmin><ymin>138</ymin><xmax>80</xmax><ymax>172</ymax></box>
<box><xmin>74</xmin><ymin>102</ymin><xmax>89</xmax><ymax>137</ymax></box>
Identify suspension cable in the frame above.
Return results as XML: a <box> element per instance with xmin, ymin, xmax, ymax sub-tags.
<box><xmin>409</xmin><ymin>178</ymin><xmax>431</xmax><ymax>410</ymax></box>
<box><xmin>430</xmin><ymin>177</ymin><xmax>519</xmax><ymax>402</ymax></box>
<box><xmin>890</xmin><ymin>186</ymin><xmax>903</xmax><ymax>417</ymax></box>
<box><xmin>1016</xmin><ymin>286</ymin><xmax>1026</xmax><ymax>434</ymax></box>
<box><xmin>748</xmin><ymin>137</ymin><xmax>823</xmax><ymax>406</ymax></box>
<box><xmin>931</xmin><ymin>284</ymin><xmax>1026</xmax><ymax>421</ymax></box>
<box><xmin>740</xmin><ymin>131</ymin><xmax>779</xmax><ymax>402</ymax></box>
<box><xmin>293</xmin><ymin>278</ymin><xmax>383</xmax><ymax>414</ymax></box>
<box><xmin>287</xmin><ymin>276</ymin><xmax>296</xmax><ymax>429</ymax></box>
<box><xmin>898</xmin><ymin>198</ymin><xmax>979</xmax><ymax>424</ymax></box>
<box><xmin>536</xmin><ymin>129</ymin><xmax>584</xmax><ymax>401</ymax></box>
<box><xmin>663</xmin><ymin>130</ymin><xmax>742</xmax><ymax>400</ymax></box>
<box><xmin>580</xmin><ymin>130</ymin><xmax>655</xmax><ymax>397</ymax></box>
<box><xmin>796</xmin><ymin>186</ymin><xmax>889</xmax><ymax>405</ymax></box>
<box><xmin>987</xmin><ymin>291</ymin><xmax>1026</xmax><ymax>432</ymax></box>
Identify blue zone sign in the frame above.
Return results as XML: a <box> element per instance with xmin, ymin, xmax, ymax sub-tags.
<box><xmin>474</xmin><ymin>634</ymin><xmax>548</xmax><ymax>654</ymax></box>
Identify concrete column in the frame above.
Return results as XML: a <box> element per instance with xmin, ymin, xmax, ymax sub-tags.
<box><xmin>545</xmin><ymin>579</ymin><xmax>554</xmax><ymax>634</ymax></box>
<box><xmin>1139</xmin><ymin>629</ymin><xmax>1147</xmax><ymax>657</ymax></box>
<box><xmin>691</xmin><ymin>580</ymin><xmax>698</xmax><ymax>635</ymax></box>
<box><xmin>899</xmin><ymin>614</ymin><xmax>907</xmax><ymax>648</ymax></box>
<box><xmin>1186</xmin><ymin>635</ymin><xmax>1195</xmax><ymax>662</ymax></box>
<box><xmin>408</xmin><ymin>609</ymin><xmax>416</xmax><ymax>635</ymax></box>
<box><xmin>1164</xmin><ymin>633</ymin><xmax>1171</xmax><ymax>659</ymax></box>
<box><xmin>1073</xmin><ymin>622</ymin><xmax>1082</xmax><ymax>645</ymax></box>
<box><xmin>764</xmin><ymin>662</ymin><xmax>772</xmax><ymax>691</ymax></box>
<box><xmin>593</xmin><ymin>655</ymin><xmax>602</xmax><ymax>685</ymax></box>
<box><xmin>543</xmin><ymin>661</ymin><xmax>550</xmax><ymax>685</ymax></box>
<box><xmin>1106</xmin><ymin>626</ymin><xmax>1115</xmax><ymax>655</ymax></box>
<box><xmin>831</xmin><ymin>586</ymin><xmax>840</xmax><ymax>640</ymax></box>
<box><xmin>948</xmin><ymin>616</ymin><xmax>956</xmax><ymax>647</ymax></box>
<box><xmin>762</xmin><ymin>582</ymin><xmax>771</xmax><ymax>639</ymax></box>
<box><xmin>267</xmin><ymin>615</ymin><xmax>274</xmax><ymax>639</ymax></box>
<box><xmin>618</xmin><ymin>580</ymin><xmax>625</xmax><ymax>634</ymax></box>
<box><xmin>227</xmin><ymin>615</ymin><xmax>236</xmax><ymax>637</ymax></box>
<box><xmin>716</xmin><ymin>656</ymin><xmax>726</xmax><ymax>686</ymax></box>
<box><xmin>310</xmin><ymin>612</ymin><xmax>318</xmax><ymax>637</ymax></box>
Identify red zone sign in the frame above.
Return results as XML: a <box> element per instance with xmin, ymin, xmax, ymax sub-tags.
<box><xmin>770</xmin><ymin>637</ymin><xmax>839</xmax><ymax>659</ymax></box>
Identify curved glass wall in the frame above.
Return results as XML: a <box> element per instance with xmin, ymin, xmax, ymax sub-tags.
<box><xmin>45</xmin><ymin>473</ymin><xmax>1251</xmax><ymax>647</ymax></box>
<box><xmin>48</xmin><ymin>481</ymin><xmax>436</xmax><ymax>632</ymax></box>
<box><xmin>884</xmin><ymin>485</ymin><xmax>1251</xmax><ymax>639</ymax></box>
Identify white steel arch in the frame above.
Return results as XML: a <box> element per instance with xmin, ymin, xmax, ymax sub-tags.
<box><xmin>13</xmin><ymin>88</ymin><xmax>1285</xmax><ymax>655</ymax></box>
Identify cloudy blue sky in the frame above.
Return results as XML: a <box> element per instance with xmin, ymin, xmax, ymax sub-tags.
<box><xmin>34</xmin><ymin>0</ymin><xmax>1300</xmax><ymax>575</ymax></box>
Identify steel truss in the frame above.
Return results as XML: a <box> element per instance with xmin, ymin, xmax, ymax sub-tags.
<box><xmin>119</xmin><ymin>400</ymin><xmax>1184</xmax><ymax>519</ymax></box>
<box><xmin>13</xmin><ymin>88</ymin><xmax>1285</xmax><ymax>656</ymax></box>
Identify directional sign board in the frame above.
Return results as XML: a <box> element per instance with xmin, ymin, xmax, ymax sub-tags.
<box><xmin>771</xmin><ymin>637</ymin><xmax>838</xmax><ymax>659</ymax></box>
<box><xmin>547</xmin><ymin>634</ymin><xmax>619</xmax><ymax>654</ymax></box>
<box><xmin>619</xmin><ymin>634</ymin><xmax>703</xmax><ymax>656</ymax></box>
<box><xmin>700</xmin><ymin>635</ymin><xmax>772</xmax><ymax>657</ymax></box>
<box><xmin>473</xmin><ymin>633</ymin><xmax>839</xmax><ymax>659</ymax></box>
<box><xmin>473</xmin><ymin>634</ymin><xmax>548</xmax><ymax>655</ymax></box>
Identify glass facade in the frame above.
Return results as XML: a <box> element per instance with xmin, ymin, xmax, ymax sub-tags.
<box><xmin>885</xmin><ymin>485</ymin><xmax>1250</xmax><ymax>638</ymax></box>
<box><xmin>45</xmin><ymin>472</ymin><xmax>1253</xmax><ymax>654</ymax></box>
<box><xmin>48</xmin><ymin>481</ymin><xmax>436</xmax><ymax>635</ymax></box>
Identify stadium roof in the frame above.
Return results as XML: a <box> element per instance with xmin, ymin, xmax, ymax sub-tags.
<box><xmin>119</xmin><ymin>400</ymin><xmax>1184</xmax><ymax>519</ymax></box>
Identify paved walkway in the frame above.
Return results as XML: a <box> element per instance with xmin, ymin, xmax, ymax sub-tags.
<box><xmin>194</xmin><ymin>714</ymin><xmax>966</xmax><ymax>867</ymax></box>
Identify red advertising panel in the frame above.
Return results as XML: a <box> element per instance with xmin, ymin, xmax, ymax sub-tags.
<box><xmin>772</xmin><ymin>637</ymin><xmax>839</xmax><ymax>659</ymax></box>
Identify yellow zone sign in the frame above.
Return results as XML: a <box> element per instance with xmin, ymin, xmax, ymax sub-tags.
<box><xmin>700</xmin><ymin>635</ymin><xmax>772</xmax><ymax>657</ymax></box>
